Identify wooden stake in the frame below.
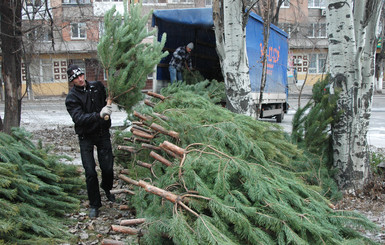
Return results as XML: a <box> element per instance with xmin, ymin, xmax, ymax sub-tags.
<box><xmin>146</xmin><ymin>91</ymin><xmax>165</xmax><ymax>101</ymax></box>
<box><xmin>120</xmin><ymin>218</ymin><xmax>146</xmax><ymax>226</ymax></box>
<box><xmin>111</xmin><ymin>225</ymin><xmax>139</xmax><ymax>235</ymax></box>
<box><xmin>150</xmin><ymin>151</ymin><xmax>173</xmax><ymax>167</ymax></box>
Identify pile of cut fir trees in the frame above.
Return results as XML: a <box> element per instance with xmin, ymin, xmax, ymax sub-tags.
<box><xmin>0</xmin><ymin>128</ymin><xmax>83</xmax><ymax>244</ymax></box>
<box><xmin>105</xmin><ymin>81</ymin><xmax>379</xmax><ymax>245</ymax></box>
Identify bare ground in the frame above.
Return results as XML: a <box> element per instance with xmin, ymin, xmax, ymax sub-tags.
<box><xmin>30</xmin><ymin>125</ymin><xmax>385</xmax><ymax>244</ymax></box>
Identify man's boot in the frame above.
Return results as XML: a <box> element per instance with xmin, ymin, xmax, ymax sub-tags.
<box><xmin>105</xmin><ymin>190</ymin><xmax>116</xmax><ymax>202</ymax></box>
<box><xmin>89</xmin><ymin>207</ymin><xmax>99</xmax><ymax>218</ymax></box>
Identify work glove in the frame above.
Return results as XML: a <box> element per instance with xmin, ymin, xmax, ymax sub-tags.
<box><xmin>100</xmin><ymin>105</ymin><xmax>112</xmax><ymax>119</ymax></box>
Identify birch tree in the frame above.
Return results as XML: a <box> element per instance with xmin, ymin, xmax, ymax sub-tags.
<box><xmin>327</xmin><ymin>0</ymin><xmax>384</xmax><ymax>190</ymax></box>
<box><xmin>212</xmin><ymin>0</ymin><xmax>256</xmax><ymax>117</ymax></box>
<box><xmin>212</xmin><ymin>0</ymin><xmax>284</xmax><ymax>118</ymax></box>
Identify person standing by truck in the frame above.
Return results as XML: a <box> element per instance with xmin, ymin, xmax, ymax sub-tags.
<box><xmin>168</xmin><ymin>42</ymin><xmax>194</xmax><ymax>84</ymax></box>
<box><xmin>65</xmin><ymin>65</ymin><xmax>116</xmax><ymax>218</ymax></box>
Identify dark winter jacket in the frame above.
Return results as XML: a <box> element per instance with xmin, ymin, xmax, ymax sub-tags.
<box><xmin>169</xmin><ymin>46</ymin><xmax>192</xmax><ymax>71</ymax></box>
<box><xmin>65</xmin><ymin>81</ymin><xmax>111</xmax><ymax>136</ymax></box>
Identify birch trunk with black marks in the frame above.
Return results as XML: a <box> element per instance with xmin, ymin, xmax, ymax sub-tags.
<box><xmin>327</xmin><ymin>0</ymin><xmax>383</xmax><ymax>190</ymax></box>
<box><xmin>212</xmin><ymin>0</ymin><xmax>256</xmax><ymax>118</ymax></box>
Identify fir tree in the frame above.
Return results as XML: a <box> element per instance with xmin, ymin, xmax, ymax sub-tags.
<box><xmin>97</xmin><ymin>0</ymin><xmax>168</xmax><ymax>111</ymax></box>
<box><xmin>114</xmin><ymin>82</ymin><xmax>378</xmax><ymax>244</ymax></box>
<box><xmin>291</xmin><ymin>75</ymin><xmax>343</xmax><ymax>200</ymax></box>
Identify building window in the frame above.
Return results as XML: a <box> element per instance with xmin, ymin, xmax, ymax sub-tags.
<box><xmin>169</xmin><ymin>0</ymin><xmax>194</xmax><ymax>3</ymax></box>
<box><xmin>71</xmin><ymin>23</ymin><xmax>86</xmax><ymax>39</ymax></box>
<box><xmin>28</xmin><ymin>59</ymin><xmax>54</xmax><ymax>83</ymax></box>
<box><xmin>42</xmin><ymin>59</ymin><xmax>54</xmax><ymax>83</ymax></box>
<box><xmin>26</xmin><ymin>0</ymin><xmax>43</xmax><ymax>6</ymax></box>
<box><xmin>27</xmin><ymin>27</ymin><xmax>52</xmax><ymax>42</ymax></box>
<box><xmin>279</xmin><ymin>23</ymin><xmax>293</xmax><ymax>38</ymax></box>
<box><xmin>308</xmin><ymin>23</ymin><xmax>326</xmax><ymax>38</ymax></box>
<box><xmin>308</xmin><ymin>53</ymin><xmax>327</xmax><ymax>74</ymax></box>
<box><xmin>205</xmin><ymin>0</ymin><xmax>212</xmax><ymax>6</ymax></box>
<box><xmin>280</xmin><ymin>0</ymin><xmax>290</xmax><ymax>8</ymax></box>
<box><xmin>308</xmin><ymin>0</ymin><xmax>325</xmax><ymax>8</ymax></box>
<box><xmin>62</xmin><ymin>0</ymin><xmax>91</xmax><ymax>4</ymax></box>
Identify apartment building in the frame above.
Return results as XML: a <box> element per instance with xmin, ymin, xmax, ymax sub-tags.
<box><xmin>18</xmin><ymin>0</ymin><xmax>210</xmax><ymax>97</ymax></box>
<box><xmin>277</xmin><ymin>0</ymin><xmax>328</xmax><ymax>86</ymax></box>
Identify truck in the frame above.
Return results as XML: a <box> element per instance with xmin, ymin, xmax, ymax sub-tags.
<box><xmin>152</xmin><ymin>8</ymin><xmax>289</xmax><ymax>122</ymax></box>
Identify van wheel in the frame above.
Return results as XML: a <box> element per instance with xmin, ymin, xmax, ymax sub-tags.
<box><xmin>276</xmin><ymin>109</ymin><xmax>284</xmax><ymax>123</ymax></box>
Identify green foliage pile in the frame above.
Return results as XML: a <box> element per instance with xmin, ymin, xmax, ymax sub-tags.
<box><xmin>161</xmin><ymin>80</ymin><xmax>226</xmax><ymax>104</ymax></box>
<box><xmin>182</xmin><ymin>69</ymin><xmax>206</xmax><ymax>85</ymax></box>
<box><xmin>0</xmin><ymin>128</ymin><xmax>82</xmax><ymax>244</ymax></box>
<box><xmin>97</xmin><ymin>0</ymin><xmax>167</xmax><ymax>111</ymax></box>
<box><xmin>116</xmin><ymin>82</ymin><xmax>378</xmax><ymax>244</ymax></box>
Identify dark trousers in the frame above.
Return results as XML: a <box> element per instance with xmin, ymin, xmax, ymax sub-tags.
<box><xmin>79</xmin><ymin>131</ymin><xmax>114</xmax><ymax>208</ymax></box>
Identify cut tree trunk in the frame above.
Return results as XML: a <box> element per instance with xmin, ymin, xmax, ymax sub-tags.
<box><xmin>150</xmin><ymin>151</ymin><xmax>173</xmax><ymax>167</ymax></box>
<box><xmin>120</xmin><ymin>218</ymin><xmax>146</xmax><ymax>226</ymax></box>
<box><xmin>160</xmin><ymin>141</ymin><xmax>185</xmax><ymax>156</ymax></box>
<box><xmin>101</xmin><ymin>239</ymin><xmax>125</xmax><ymax>245</ymax></box>
<box><xmin>146</xmin><ymin>91</ymin><xmax>165</xmax><ymax>100</ymax></box>
<box><xmin>111</xmin><ymin>225</ymin><xmax>139</xmax><ymax>235</ymax></box>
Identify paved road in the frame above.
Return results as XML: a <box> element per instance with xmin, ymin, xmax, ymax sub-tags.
<box><xmin>0</xmin><ymin>93</ymin><xmax>384</xmax><ymax>148</ymax></box>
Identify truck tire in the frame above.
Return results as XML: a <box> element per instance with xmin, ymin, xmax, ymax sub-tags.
<box><xmin>276</xmin><ymin>109</ymin><xmax>284</xmax><ymax>123</ymax></box>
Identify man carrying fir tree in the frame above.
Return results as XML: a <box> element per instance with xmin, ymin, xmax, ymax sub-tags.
<box><xmin>65</xmin><ymin>65</ymin><xmax>116</xmax><ymax>218</ymax></box>
<box><xmin>168</xmin><ymin>42</ymin><xmax>194</xmax><ymax>84</ymax></box>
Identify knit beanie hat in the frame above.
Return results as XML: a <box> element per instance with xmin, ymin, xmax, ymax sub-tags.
<box><xmin>187</xmin><ymin>42</ymin><xmax>194</xmax><ymax>50</ymax></box>
<box><xmin>67</xmin><ymin>65</ymin><xmax>84</xmax><ymax>82</ymax></box>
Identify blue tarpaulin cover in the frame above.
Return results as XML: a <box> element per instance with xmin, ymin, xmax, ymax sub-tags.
<box><xmin>152</xmin><ymin>8</ymin><xmax>288</xmax><ymax>95</ymax></box>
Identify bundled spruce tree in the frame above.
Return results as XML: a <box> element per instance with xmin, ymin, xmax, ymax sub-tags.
<box><xmin>114</xmin><ymin>82</ymin><xmax>378</xmax><ymax>244</ymax></box>
<box><xmin>0</xmin><ymin>128</ymin><xmax>82</xmax><ymax>244</ymax></box>
<box><xmin>97</xmin><ymin>0</ymin><xmax>167</xmax><ymax>111</ymax></box>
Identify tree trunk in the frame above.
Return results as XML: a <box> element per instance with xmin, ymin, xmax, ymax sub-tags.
<box><xmin>327</xmin><ymin>0</ymin><xmax>383</xmax><ymax>190</ymax></box>
<box><xmin>0</xmin><ymin>0</ymin><xmax>23</xmax><ymax>134</ymax></box>
<box><xmin>212</xmin><ymin>0</ymin><xmax>256</xmax><ymax>118</ymax></box>
<box><xmin>257</xmin><ymin>0</ymin><xmax>272</xmax><ymax>117</ymax></box>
